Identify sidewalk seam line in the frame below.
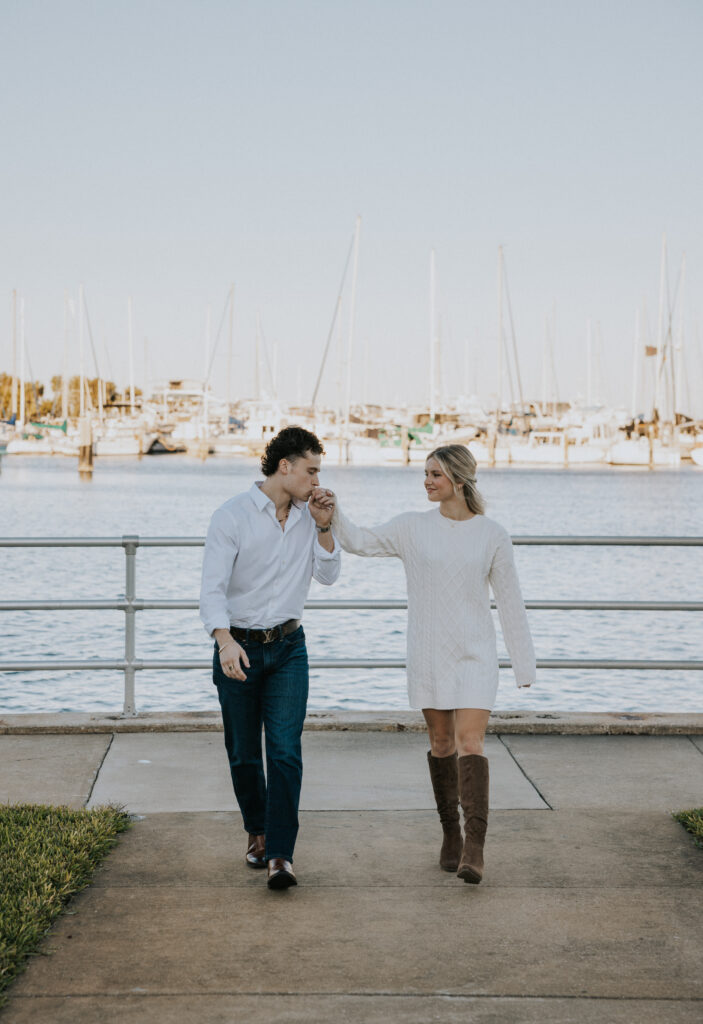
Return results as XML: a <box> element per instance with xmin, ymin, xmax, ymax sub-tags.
<box><xmin>496</xmin><ymin>733</ymin><xmax>553</xmax><ymax>810</ymax></box>
<box><xmin>85</xmin><ymin>732</ymin><xmax>115</xmax><ymax>806</ymax></box>
<box><xmin>686</xmin><ymin>734</ymin><xmax>703</xmax><ymax>756</ymax></box>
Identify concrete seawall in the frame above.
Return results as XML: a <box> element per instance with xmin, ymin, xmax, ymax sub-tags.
<box><xmin>1</xmin><ymin>709</ymin><xmax>703</xmax><ymax>734</ymax></box>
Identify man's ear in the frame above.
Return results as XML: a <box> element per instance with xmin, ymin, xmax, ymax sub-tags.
<box><xmin>279</xmin><ymin>458</ymin><xmax>289</xmax><ymax>475</ymax></box>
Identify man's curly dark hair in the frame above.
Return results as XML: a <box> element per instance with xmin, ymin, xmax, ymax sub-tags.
<box><xmin>261</xmin><ymin>426</ymin><xmax>325</xmax><ymax>477</ymax></box>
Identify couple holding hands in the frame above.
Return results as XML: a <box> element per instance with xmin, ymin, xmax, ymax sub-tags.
<box><xmin>199</xmin><ymin>426</ymin><xmax>535</xmax><ymax>890</ymax></box>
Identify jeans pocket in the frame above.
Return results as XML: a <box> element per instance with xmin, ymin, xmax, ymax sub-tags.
<box><xmin>284</xmin><ymin>626</ymin><xmax>304</xmax><ymax>646</ymax></box>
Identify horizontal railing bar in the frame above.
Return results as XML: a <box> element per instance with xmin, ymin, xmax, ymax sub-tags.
<box><xmin>0</xmin><ymin>537</ymin><xmax>206</xmax><ymax>548</ymax></box>
<box><xmin>2</xmin><ymin>599</ymin><xmax>702</xmax><ymax>613</ymax></box>
<box><xmin>513</xmin><ymin>536</ymin><xmax>703</xmax><ymax>546</ymax></box>
<box><xmin>0</xmin><ymin>600</ymin><xmax>131</xmax><ymax>611</ymax></box>
<box><xmin>0</xmin><ymin>661</ymin><xmax>129</xmax><ymax>671</ymax></box>
<box><xmin>306</xmin><ymin>599</ymin><xmax>703</xmax><ymax>612</ymax></box>
<box><xmin>0</xmin><ymin>538</ymin><xmax>127</xmax><ymax>547</ymax></box>
<box><xmin>1</xmin><ymin>659</ymin><xmax>702</xmax><ymax>672</ymax></box>
<box><xmin>1</xmin><ymin>535</ymin><xmax>703</xmax><ymax>548</ymax></box>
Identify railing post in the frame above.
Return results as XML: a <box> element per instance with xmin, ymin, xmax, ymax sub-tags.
<box><xmin>122</xmin><ymin>535</ymin><xmax>139</xmax><ymax>716</ymax></box>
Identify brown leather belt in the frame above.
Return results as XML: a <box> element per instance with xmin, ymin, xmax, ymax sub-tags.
<box><xmin>229</xmin><ymin>618</ymin><xmax>300</xmax><ymax>645</ymax></box>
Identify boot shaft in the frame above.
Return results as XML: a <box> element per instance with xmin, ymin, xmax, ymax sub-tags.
<box><xmin>458</xmin><ymin>753</ymin><xmax>489</xmax><ymax>828</ymax></box>
<box><xmin>426</xmin><ymin>750</ymin><xmax>460</xmax><ymax>828</ymax></box>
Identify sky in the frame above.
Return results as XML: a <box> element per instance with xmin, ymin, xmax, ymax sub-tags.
<box><xmin>1</xmin><ymin>0</ymin><xmax>702</xmax><ymax>415</ymax></box>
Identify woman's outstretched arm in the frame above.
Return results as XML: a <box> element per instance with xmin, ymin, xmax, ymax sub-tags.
<box><xmin>332</xmin><ymin>504</ymin><xmax>406</xmax><ymax>558</ymax></box>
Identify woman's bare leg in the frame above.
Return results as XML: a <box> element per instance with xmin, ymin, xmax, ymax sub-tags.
<box><xmin>454</xmin><ymin>708</ymin><xmax>490</xmax><ymax>755</ymax></box>
<box><xmin>422</xmin><ymin>708</ymin><xmax>456</xmax><ymax>756</ymax></box>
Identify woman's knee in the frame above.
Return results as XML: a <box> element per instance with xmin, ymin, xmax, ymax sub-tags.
<box><xmin>427</xmin><ymin>731</ymin><xmax>456</xmax><ymax>757</ymax></box>
<box><xmin>455</xmin><ymin>733</ymin><xmax>485</xmax><ymax>756</ymax></box>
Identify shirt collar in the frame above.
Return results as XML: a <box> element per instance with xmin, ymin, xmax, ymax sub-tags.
<box><xmin>249</xmin><ymin>482</ymin><xmax>270</xmax><ymax>511</ymax></box>
<box><xmin>249</xmin><ymin>481</ymin><xmax>306</xmax><ymax>513</ymax></box>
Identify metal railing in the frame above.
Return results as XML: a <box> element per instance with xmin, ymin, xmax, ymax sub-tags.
<box><xmin>1</xmin><ymin>535</ymin><xmax>702</xmax><ymax>716</ymax></box>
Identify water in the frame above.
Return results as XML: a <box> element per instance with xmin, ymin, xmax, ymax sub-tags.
<box><xmin>1</xmin><ymin>455</ymin><xmax>702</xmax><ymax>715</ymax></box>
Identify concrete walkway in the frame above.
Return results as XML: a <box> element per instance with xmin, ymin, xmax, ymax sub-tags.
<box><xmin>1</xmin><ymin>725</ymin><xmax>702</xmax><ymax>1023</ymax></box>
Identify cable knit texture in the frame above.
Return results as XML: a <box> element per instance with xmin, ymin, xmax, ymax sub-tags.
<box><xmin>333</xmin><ymin>506</ymin><xmax>536</xmax><ymax>710</ymax></box>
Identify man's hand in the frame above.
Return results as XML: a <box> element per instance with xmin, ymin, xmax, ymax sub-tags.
<box><xmin>309</xmin><ymin>487</ymin><xmax>335</xmax><ymax>527</ymax></box>
<box><xmin>214</xmin><ymin>629</ymin><xmax>250</xmax><ymax>681</ymax></box>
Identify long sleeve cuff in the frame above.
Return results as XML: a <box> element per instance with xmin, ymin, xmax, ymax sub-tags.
<box><xmin>315</xmin><ymin>534</ymin><xmax>340</xmax><ymax>558</ymax></box>
<box><xmin>200</xmin><ymin>611</ymin><xmax>231</xmax><ymax>637</ymax></box>
<box><xmin>313</xmin><ymin>533</ymin><xmax>341</xmax><ymax>585</ymax></box>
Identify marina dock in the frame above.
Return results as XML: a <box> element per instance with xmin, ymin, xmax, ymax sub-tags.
<box><xmin>1</xmin><ymin>713</ymin><xmax>701</xmax><ymax>1023</ymax></box>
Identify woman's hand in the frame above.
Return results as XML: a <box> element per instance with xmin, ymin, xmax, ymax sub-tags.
<box><xmin>309</xmin><ymin>487</ymin><xmax>336</xmax><ymax>527</ymax></box>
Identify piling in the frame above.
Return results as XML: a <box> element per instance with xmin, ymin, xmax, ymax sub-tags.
<box><xmin>78</xmin><ymin>416</ymin><xmax>93</xmax><ymax>475</ymax></box>
<box><xmin>401</xmin><ymin>425</ymin><xmax>410</xmax><ymax>465</ymax></box>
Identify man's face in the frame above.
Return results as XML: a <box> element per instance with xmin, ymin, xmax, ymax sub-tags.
<box><xmin>280</xmin><ymin>451</ymin><xmax>321</xmax><ymax>501</ymax></box>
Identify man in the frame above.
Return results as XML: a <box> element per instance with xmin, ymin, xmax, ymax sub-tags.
<box><xmin>199</xmin><ymin>426</ymin><xmax>339</xmax><ymax>890</ymax></box>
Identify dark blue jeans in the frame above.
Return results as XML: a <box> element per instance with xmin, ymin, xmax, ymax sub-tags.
<box><xmin>213</xmin><ymin>625</ymin><xmax>309</xmax><ymax>862</ymax></box>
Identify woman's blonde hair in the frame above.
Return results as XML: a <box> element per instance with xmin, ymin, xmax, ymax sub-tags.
<box><xmin>427</xmin><ymin>444</ymin><xmax>485</xmax><ymax>515</ymax></box>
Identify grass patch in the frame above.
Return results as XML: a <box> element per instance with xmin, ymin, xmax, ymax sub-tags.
<box><xmin>0</xmin><ymin>804</ymin><xmax>130</xmax><ymax>1002</ymax></box>
<box><xmin>673</xmin><ymin>808</ymin><xmax>703</xmax><ymax>849</ymax></box>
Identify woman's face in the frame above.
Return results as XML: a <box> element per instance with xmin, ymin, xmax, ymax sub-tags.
<box><xmin>424</xmin><ymin>457</ymin><xmax>455</xmax><ymax>502</ymax></box>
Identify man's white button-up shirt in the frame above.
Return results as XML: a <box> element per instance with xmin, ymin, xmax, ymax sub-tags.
<box><xmin>199</xmin><ymin>482</ymin><xmax>341</xmax><ymax>634</ymax></box>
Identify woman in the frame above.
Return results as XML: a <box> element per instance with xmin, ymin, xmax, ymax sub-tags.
<box><xmin>327</xmin><ymin>444</ymin><xmax>535</xmax><ymax>883</ymax></box>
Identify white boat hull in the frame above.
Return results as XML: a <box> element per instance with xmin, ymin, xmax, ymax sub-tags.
<box><xmin>6</xmin><ymin>438</ymin><xmax>52</xmax><ymax>454</ymax></box>
<box><xmin>94</xmin><ymin>437</ymin><xmax>143</xmax><ymax>456</ymax></box>
<box><xmin>607</xmin><ymin>440</ymin><xmax>681</xmax><ymax>467</ymax></box>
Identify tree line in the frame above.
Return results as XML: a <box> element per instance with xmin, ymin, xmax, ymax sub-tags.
<box><xmin>0</xmin><ymin>374</ymin><xmax>141</xmax><ymax>421</ymax></box>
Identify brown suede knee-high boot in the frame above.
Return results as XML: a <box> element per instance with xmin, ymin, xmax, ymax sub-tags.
<box><xmin>426</xmin><ymin>751</ymin><xmax>462</xmax><ymax>871</ymax></box>
<box><xmin>457</xmin><ymin>754</ymin><xmax>489</xmax><ymax>884</ymax></box>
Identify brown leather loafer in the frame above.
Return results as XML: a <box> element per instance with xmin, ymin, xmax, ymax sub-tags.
<box><xmin>246</xmin><ymin>834</ymin><xmax>266</xmax><ymax>869</ymax></box>
<box><xmin>267</xmin><ymin>857</ymin><xmax>297</xmax><ymax>889</ymax></box>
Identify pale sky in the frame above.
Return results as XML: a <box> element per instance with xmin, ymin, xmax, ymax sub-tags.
<box><xmin>1</xmin><ymin>0</ymin><xmax>702</xmax><ymax>414</ymax></box>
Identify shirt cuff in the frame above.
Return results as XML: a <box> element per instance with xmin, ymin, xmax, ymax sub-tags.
<box><xmin>203</xmin><ymin>619</ymin><xmax>230</xmax><ymax>637</ymax></box>
<box><xmin>315</xmin><ymin>535</ymin><xmax>340</xmax><ymax>558</ymax></box>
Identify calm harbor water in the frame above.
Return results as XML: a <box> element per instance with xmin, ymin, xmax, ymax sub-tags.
<box><xmin>1</xmin><ymin>455</ymin><xmax>702</xmax><ymax>715</ymax></box>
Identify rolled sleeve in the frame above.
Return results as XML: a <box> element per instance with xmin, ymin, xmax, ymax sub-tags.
<box><xmin>312</xmin><ymin>533</ymin><xmax>341</xmax><ymax>586</ymax></box>
<box><xmin>199</xmin><ymin>509</ymin><xmax>239</xmax><ymax>635</ymax></box>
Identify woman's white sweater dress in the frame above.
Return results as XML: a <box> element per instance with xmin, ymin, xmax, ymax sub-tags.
<box><xmin>333</xmin><ymin>506</ymin><xmax>536</xmax><ymax>711</ymax></box>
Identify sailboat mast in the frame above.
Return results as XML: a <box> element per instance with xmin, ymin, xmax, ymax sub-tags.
<box><xmin>19</xmin><ymin>295</ymin><xmax>25</xmax><ymax>426</ymax></box>
<box><xmin>79</xmin><ymin>284</ymin><xmax>85</xmax><ymax>418</ymax></box>
<box><xmin>674</xmin><ymin>253</ymin><xmax>686</xmax><ymax>418</ymax></box>
<box><xmin>128</xmin><ymin>296</ymin><xmax>135</xmax><ymax>414</ymax></box>
<box><xmin>542</xmin><ymin>318</ymin><xmax>549</xmax><ymax>414</ymax></box>
<box><xmin>344</xmin><ymin>214</ymin><xmax>361</xmax><ymax>436</ymax></box>
<box><xmin>586</xmin><ymin>319</ymin><xmax>592</xmax><ymax>406</ymax></box>
<box><xmin>203</xmin><ymin>305</ymin><xmax>211</xmax><ymax>435</ymax></box>
<box><xmin>335</xmin><ymin>294</ymin><xmax>343</xmax><ymax>455</ymax></box>
<box><xmin>631</xmin><ymin>308</ymin><xmax>640</xmax><ymax>420</ymax></box>
<box><xmin>143</xmin><ymin>337</ymin><xmax>149</xmax><ymax>403</ymax></box>
<box><xmin>11</xmin><ymin>289</ymin><xmax>18</xmax><ymax>417</ymax></box>
<box><xmin>62</xmin><ymin>291</ymin><xmax>69</xmax><ymax>421</ymax></box>
<box><xmin>429</xmin><ymin>248</ymin><xmax>436</xmax><ymax>419</ymax></box>
<box><xmin>654</xmin><ymin>233</ymin><xmax>667</xmax><ymax>420</ymax></box>
<box><xmin>497</xmin><ymin>246</ymin><xmax>504</xmax><ymax>425</ymax></box>
<box><xmin>226</xmin><ymin>283</ymin><xmax>234</xmax><ymax>413</ymax></box>
<box><xmin>255</xmin><ymin>312</ymin><xmax>261</xmax><ymax>402</ymax></box>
